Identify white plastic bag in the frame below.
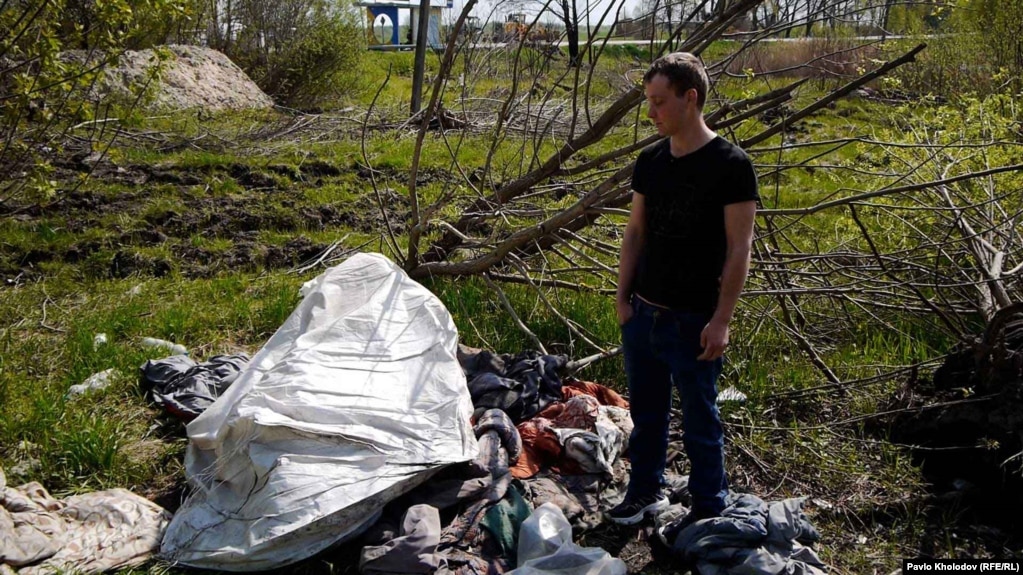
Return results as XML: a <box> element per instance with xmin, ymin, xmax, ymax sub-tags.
<box><xmin>161</xmin><ymin>253</ymin><xmax>478</xmax><ymax>571</ymax></box>
<box><xmin>509</xmin><ymin>503</ymin><xmax>626</xmax><ymax>575</ymax></box>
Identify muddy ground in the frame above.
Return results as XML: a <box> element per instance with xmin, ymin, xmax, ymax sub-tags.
<box><xmin>0</xmin><ymin>150</ymin><xmax>431</xmax><ymax>284</ymax></box>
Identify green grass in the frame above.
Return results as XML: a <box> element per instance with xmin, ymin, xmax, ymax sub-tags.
<box><xmin>3</xmin><ymin>46</ymin><xmax>1023</xmax><ymax>573</ymax></box>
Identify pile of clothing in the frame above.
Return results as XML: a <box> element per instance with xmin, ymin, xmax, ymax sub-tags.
<box><xmin>138</xmin><ymin>342</ymin><xmax>640</xmax><ymax>572</ymax></box>
<box><xmin>351</xmin><ymin>347</ymin><xmax>643</xmax><ymax>573</ymax></box>
<box><xmin>658</xmin><ymin>493</ymin><xmax>828</xmax><ymax>575</ymax></box>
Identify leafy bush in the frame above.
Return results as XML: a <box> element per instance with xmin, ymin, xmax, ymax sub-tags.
<box><xmin>601</xmin><ymin>43</ymin><xmax>651</xmax><ymax>62</ymax></box>
<box><xmin>723</xmin><ymin>37</ymin><xmax>883</xmax><ymax>79</ymax></box>
<box><xmin>954</xmin><ymin>0</ymin><xmax>1023</xmax><ymax>94</ymax></box>
<box><xmin>388</xmin><ymin>52</ymin><xmax>419</xmax><ymax>77</ymax></box>
<box><xmin>123</xmin><ymin>0</ymin><xmax>208</xmax><ymax>49</ymax></box>
<box><xmin>1</xmin><ymin>0</ymin><xmax>189</xmax><ymax>208</ymax></box>
<box><xmin>892</xmin><ymin>0</ymin><xmax>1023</xmax><ymax>98</ymax></box>
<box><xmin>55</xmin><ymin>0</ymin><xmax>202</xmax><ymax>50</ymax></box>
<box><xmin>218</xmin><ymin>0</ymin><xmax>365</xmax><ymax>110</ymax></box>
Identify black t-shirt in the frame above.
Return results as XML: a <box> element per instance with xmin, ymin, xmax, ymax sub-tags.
<box><xmin>631</xmin><ymin>136</ymin><xmax>759</xmax><ymax>312</ymax></box>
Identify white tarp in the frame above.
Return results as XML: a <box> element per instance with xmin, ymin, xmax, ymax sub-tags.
<box><xmin>160</xmin><ymin>253</ymin><xmax>479</xmax><ymax>571</ymax></box>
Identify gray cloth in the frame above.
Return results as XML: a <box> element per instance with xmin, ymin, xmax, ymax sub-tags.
<box><xmin>458</xmin><ymin>346</ymin><xmax>568</xmax><ymax>423</ymax></box>
<box><xmin>360</xmin><ymin>505</ymin><xmax>445</xmax><ymax>574</ymax></box>
<box><xmin>475</xmin><ymin>409</ymin><xmax>523</xmax><ymax>464</ymax></box>
<box><xmin>409</xmin><ymin>477</ymin><xmax>493</xmax><ymax>510</ymax></box>
<box><xmin>360</xmin><ymin>410</ymin><xmax>526</xmax><ymax>574</ymax></box>
<box><xmin>518</xmin><ymin>459</ymin><xmax>628</xmax><ymax>531</ymax></box>
<box><xmin>139</xmin><ymin>354</ymin><xmax>249</xmax><ymax>421</ymax></box>
<box><xmin>441</xmin><ymin>412</ymin><xmax>522</xmax><ymax>551</ymax></box>
<box><xmin>472</xmin><ymin>409</ymin><xmax>522</xmax><ymax>503</ymax></box>
<box><xmin>671</xmin><ymin>493</ymin><xmax>827</xmax><ymax>575</ymax></box>
<box><xmin>361</xmin><ymin>476</ymin><xmax>492</xmax><ymax>547</ymax></box>
<box><xmin>471</xmin><ymin>409</ymin><xmax>522</xmax><ymax>481</ymax></box>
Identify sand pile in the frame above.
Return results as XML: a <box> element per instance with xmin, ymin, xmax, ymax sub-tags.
<box><xmin>61</xmin><ymin>45</ymin><xmax>273</xmax><ymax>111</ymax></box>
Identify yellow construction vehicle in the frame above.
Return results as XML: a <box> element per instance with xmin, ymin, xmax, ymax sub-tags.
<box><xmin>503</xmin><ymin>13</ymin><xmax>527</xmax><ymax>41</ymax></box>
<box><xmin>501</xmin><ymin>13</ymin><xmax>555</xmax><ymax>43</ymax></box>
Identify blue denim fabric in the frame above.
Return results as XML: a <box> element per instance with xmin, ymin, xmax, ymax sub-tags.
<box><xmin>621</xmin><ymin>296</ymin><xmax>728</xmax><ymax>515</ymax></box>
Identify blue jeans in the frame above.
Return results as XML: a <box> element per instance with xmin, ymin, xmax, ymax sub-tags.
<box><xmin>621</xmin><ymin>296</ymin><xmax>728</xmax><ymax>515</ymax></box>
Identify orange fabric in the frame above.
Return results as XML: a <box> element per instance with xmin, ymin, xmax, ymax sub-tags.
<box><xmin>562</xmin><ymin>386</ymin><xmax>602</xmax><ymax>404</ymax></box>
<box><xmin>512</xmin><ymin>382</ymin><xmax>629</xmax><ymax>479</ymax></box>
<box><xmin>551</xmin><ymin>395</ymin><xmax>600</xmax><ymax>428</ymax></box>
<box><xmin>514</xmin><ymin>395</ymin><xmax>603</xmax><ymax>479</ymax></box>
<box><xmin>511</xmin><ymin>418</ymin><xmax>561</xmax><ymax>479</ymax></box>
<box><xmin>562</xmin><ymin>379</ymin><xmax>629</xmax><ymax>409</ymax></box>
<box><xmin>536</xmin><ymin>402</ymin><xmax>565</xmax><ymax>420</ymax></box>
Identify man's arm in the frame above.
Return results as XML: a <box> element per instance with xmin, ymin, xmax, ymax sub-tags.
<box><xmin>698</xmin><ymin>200</ymin><xmax>756</xmax><ymax>361</ymax></box>
<box><xmin>616</xmin><ymin>192</ymin><xmax>647</xmax><ymax>326</ymax></box>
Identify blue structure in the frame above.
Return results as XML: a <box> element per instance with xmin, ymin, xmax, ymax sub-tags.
<box><xmin>366</xmin><ymin>5</ymin><xmax>400</xmax><ymax>45</ymax></box>
<box><xmin>356</xmin><ymin>0</ymin><xmax>453</xmax><ymax>49</ymax></box>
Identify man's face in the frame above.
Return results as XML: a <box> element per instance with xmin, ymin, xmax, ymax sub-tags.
<box><xmin>644</xmin><ymin>73</ymin><xmax>695</xmax><ymax>138</ymax></box>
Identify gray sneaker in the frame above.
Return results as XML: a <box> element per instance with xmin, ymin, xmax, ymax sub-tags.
<box><xmin>607</xmin><ymin>493</ymin><xmax>669</xmax><ymax>525</ymax></box>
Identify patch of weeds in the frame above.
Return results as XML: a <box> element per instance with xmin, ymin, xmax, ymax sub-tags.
<box><xmin>142</xmin><ymin>196</ymin><xmax>188</xmax><ymax>227</ymax></box>
<box><xmin>601</xmin><ymin>43</ymin><xmax>651</xmax><ymax>62</ymax></box>
<box><xmin>247</xmin><ymin>277</ymin><xmax>304</xmax><ymax>340</ymax></box>
<box><xmin>206</xmin><ymin>174</ymin><xmax>246</xmax><ymax>197</ymax></box>
<box><xmin>172</xmin><ymin>151</ymin><xmax>238</xmax><ymax>171</ymax></box>
<box><xmin>0</xmin><ymin>272</ymin><xmax>311</xmax><ymax>497</ymax></box>
<box><xmin>50</xmin><ymin>412</ymin><xmax>126</xmax><ymax>485</ymax></box>
<box><xmin>303</xmin><ymin>181</ymin><xmax>360</xmax><ymax>206</ymax></box>
<box><xmin>187</xmin><ymin>235</ymin><xmax>234</xmax><ymax>252</ymax></box>
<box><xmin>227</xmin><ymin>164</ymin><xmax>283</xmax><ymax>189</ymax></box>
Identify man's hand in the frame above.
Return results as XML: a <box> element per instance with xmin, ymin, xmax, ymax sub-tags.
<box><xmin>698</xmin><ymin>318</ymin><xmax>729</xmax><ymax>361</ymax></box>
<box><xmin>616</xmin><ymin>298</ymin><xmax>634</xmax><ymax>327</ymax></box>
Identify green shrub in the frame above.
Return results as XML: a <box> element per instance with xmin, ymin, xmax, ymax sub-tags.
<box><xmin>602</xmin><ymin>43</ymin><xmax>650</xmax><ymax>62</ymax></box>
<box><xmin>389</xmin><ymin>52</ymin><xmax>419</xmax><ymax>77</ymax></box>
<box><xmin>0</xmin><ymin>0</ymin><xmax>189</xmax><ymax>208</ymax></box>
<box><xmin>223</xmin><ymin>0</ymin><xmax>365</xmax><ymax>110</ymax></box>
<box><xmin>892</xmin><ymin>0</ymin><xmax>1023</xmax><ymax>97</ymax></box>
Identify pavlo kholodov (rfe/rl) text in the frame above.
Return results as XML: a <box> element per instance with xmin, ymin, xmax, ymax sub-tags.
<box><xmin>903</xmin><ymin>560</ymin><xmax>1020</xmax><ymax>572</ymax></box>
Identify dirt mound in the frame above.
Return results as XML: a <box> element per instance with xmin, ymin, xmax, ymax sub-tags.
<box><xmin>62</xmin><ymin>45</ymin><xmax>274</xmax><ymax>111</ymax></box>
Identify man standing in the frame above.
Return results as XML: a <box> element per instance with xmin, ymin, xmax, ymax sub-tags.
<box><xmin>608</xmin><ymin>53</ymin><xmax>758</xmax><ymax>526</ymax></box>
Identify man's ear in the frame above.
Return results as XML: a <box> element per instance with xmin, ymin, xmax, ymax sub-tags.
<box><xmin>685</xmin><ymin>88</ymin><xmax>698</xmax><ymax>107</ymax></box>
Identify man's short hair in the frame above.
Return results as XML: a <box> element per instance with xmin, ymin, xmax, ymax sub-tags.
<box><xmin>643</xmin><ymin>52</ymin><xmax>709</xmax><ymax>109</ymax></box>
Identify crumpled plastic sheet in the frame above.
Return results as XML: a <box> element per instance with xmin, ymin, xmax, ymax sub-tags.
<box><xmin>160</xmin><ymin>253</ymin><xmax>478</xmax><ymax>571</ymax></box>
<box><xmin>508</xmin><ymin>503</ymin><xmax>626</xmax><ymax>575</ymax></box>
